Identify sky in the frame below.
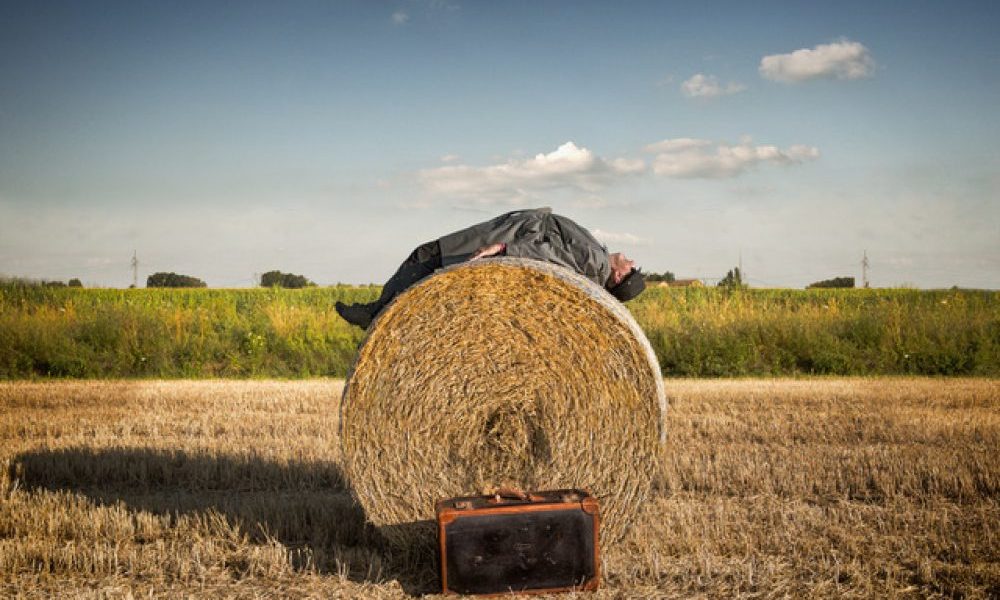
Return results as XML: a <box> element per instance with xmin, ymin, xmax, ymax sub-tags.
<box><xmin>1</xmin><ymin>0</ymin><xmax>998</xmax><ymax>288</ymax></box>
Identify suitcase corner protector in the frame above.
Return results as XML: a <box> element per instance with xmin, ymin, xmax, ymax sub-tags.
<box><xmin>581</xmin><ymin>575</ymin><xmax>601</xmax><ymax>592</ymax></box>
<box><xmin>437</xmin><ymin>510</ymin><xmax>459</xmax><ymax>526</ymax></box>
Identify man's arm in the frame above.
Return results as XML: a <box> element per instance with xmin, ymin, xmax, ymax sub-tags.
<box><xmin>469</xmin><ymin>242</ymin><xmax>506</xmax><ymax>260</ymax></box>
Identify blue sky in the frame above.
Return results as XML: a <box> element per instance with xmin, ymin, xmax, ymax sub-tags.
<box><xmin>1</xmin><ymin>0</ymin><xmax>998</xmax><ymax>287</ymax></box>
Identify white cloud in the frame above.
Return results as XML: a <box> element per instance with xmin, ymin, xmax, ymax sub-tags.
<box><xmin>681</xmin><ymin>73</ymin><xmax>747</xmax><ymax>98</ymax></box>
<box><xmin>643</xmin><ymin>138</ymin><xmax>712</xmax><ymax>154</ymax></box>
<box><xmin>786</xmin><ymin>145</ymin><xmax>821</xmax><ymax>160</ymax></box>
<box><xmin>592</xmin><ymin>229</ymin><xmax>649</xmax><ymax>246</ymax></box>
<box><xmin>418</xmin><ymin>141</ymin><xmax>646</xmax><ymax>202</ymax></box>
<box><xmin>440</xmin><ymin>154</ymin><xmax>460</xmax><ymax>163</ymax></box>
<box><xmin>391</xmin><ymin>10</ymin><xmax>409</xmax><ymax>25</ymax></box>
<box><xmin>759</xmin><ymin>40</ymin><xmax>875</xmax><ymax>83</ymax></box>
<box><xmin>645</xmin><ymin>137</ymin><xmax>819</xmax><ymax>178</ymax></box>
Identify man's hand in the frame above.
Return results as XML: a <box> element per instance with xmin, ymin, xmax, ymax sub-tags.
<box><xmin>470</xmin><ymin>242</ymin><xmax>506</xmax><ymax>260</ymax></box>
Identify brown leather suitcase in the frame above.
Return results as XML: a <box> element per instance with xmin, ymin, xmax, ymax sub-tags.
<box><xmin>435</xmin><ymin>488</ymin><xmax>600</xmax><ymax>595</ymax></box>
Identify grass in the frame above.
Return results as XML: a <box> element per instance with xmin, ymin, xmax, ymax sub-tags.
<box><xmin>1</xmin><ymin>284</ymin><xmax>998</xmax><ymax>379</ymax></box>
<box><xmin>0</xmin><ymin>285</ymin><xmax>378</xmax><ymax>378</ymax></box>
<box><xmin>631</xmin><ymin>286</ymin><xmax>1000</xmax><ymax>377</ymax></box>
<box><xmin>2</xmin><ymin>378</ymin><xmax>998</xmax><ymax>598</ymax></box>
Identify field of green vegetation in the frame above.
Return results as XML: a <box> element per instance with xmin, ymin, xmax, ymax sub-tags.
<box><xmin>1</xmin><ymin>283</ymin><xmax>997</xmax><ymax>378</ymax></box>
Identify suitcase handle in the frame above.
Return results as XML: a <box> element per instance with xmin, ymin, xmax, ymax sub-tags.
<box><xmin>487</xmin><ymin>487</ymin><xmax>545</xmax><ymax>504</ymax></box>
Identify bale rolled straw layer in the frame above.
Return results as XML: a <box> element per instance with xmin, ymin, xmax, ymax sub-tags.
<box><xmin>340</xmin><ymin>258</ymin><xmax>666</xmax><ymax>547</ymax></box>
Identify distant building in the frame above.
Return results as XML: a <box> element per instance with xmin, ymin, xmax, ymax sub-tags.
<box><xmin>657</xmin><ymin>279</ymin><xmax>704</xmax><ymax>288</ymax></box>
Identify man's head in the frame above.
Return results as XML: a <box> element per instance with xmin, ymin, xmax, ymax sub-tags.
<box><xmin>607</xmin><ymin>252</ymin><xmax>645</xmax><ymax>302</ymax></box>
<box><xmin>608</xmin><ymin>253</ymin><xmax>634</xmax><ymax>286</ymax></box>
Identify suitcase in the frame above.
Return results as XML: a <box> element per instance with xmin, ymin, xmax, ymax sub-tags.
<box><xmin>435</xmin><ymin>488</ymin><xmax>600</xmax><ymax>595</ymax></box>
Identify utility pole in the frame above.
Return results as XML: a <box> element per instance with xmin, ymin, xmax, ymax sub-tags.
<box><xmin>131</xmin><ymin>250</ymin><xmax>139</xmax><ymax>289</ymax></box>
<box><xmin>739</xmin><ymin>249</ymin><xmax>744</xmax><ymax>285</ymax></box>
<box><xmin>862</xmin><ymin>250</ymin><xmax>870</xmax><ymax>289</ymax></box>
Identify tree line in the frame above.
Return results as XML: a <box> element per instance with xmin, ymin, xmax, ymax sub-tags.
<box><xmin>4</xmin><ymin>268</ymin><xmax>859</xmax><ymax>290</ymax></box>
<box><xmin>143</xmin><ymin>270</ymin><xmax>316</xmax><ymax>288</ymax></box>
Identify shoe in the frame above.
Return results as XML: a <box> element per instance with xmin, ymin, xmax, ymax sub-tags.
<box><xmin>336</xmin><ymin>301</ymin><xmax>373</xmax><ymax>329</ymax></box>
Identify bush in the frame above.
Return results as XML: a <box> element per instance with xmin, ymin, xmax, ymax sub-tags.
<box><xmin>644</xmin><ymin>271</ymin><xmax>676</xmax><ymax>283</ymax></box>
<box><xmin>808</xmin><ymin>277</ymin><xmax>855</xmax><ymax>289</ymax></box>
<box><xmin>260</xmin><ymin>270</ymin><xmax>314</xmax><ymax>288</ymax></box>
<box><xmin>717</xmin><ymin>267</ymin><xmax>746</xmax><ymax>290</ymax></box>
<box><xmin>147</xmin><ymin>272</ymin><xmax>207</xmax><ymax>288</ymax></box>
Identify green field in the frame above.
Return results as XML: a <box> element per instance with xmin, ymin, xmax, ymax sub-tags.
<box><xmin>1</xmin><ymin>284</ymin><xmax>997</xmax><ymax>379</ymax></box>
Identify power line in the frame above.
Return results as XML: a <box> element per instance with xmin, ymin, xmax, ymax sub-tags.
<box><xmin>130</xmin><ymin>250</ymin><xmax>139</xmax><ymax>289</ymax></box>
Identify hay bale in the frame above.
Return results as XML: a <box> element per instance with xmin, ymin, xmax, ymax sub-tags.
<box><xmin>340</xmin><ymin>257</ymin><xmax>665</xmax><ymax>548</ymax></box>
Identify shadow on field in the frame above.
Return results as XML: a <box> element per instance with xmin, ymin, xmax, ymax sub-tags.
<box><xmin>10</xmin><ymin>447</ymin><xmax>438</xmax><ymax>595</ymax></box>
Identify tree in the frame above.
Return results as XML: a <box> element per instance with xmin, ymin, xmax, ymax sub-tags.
<box><xmin>807</xmin><ymin>276</ymin><xmax>855</xmax><ymax>289</ymax></box>
<box><xmin>68</xmin><ymin>278</ymin><xmax>83</xmax><ymax>288</ymax></box>
<box><xmin>260</xmin><ymin>270</ymin><xmax>315</xmax><ymax>288</ymax></box>
<box><xmin>146</xmin><ymin>272</ymin><xmax>207</xmax><ymax>288</ymax></box>
<box><xmin>717</xmin><ymin>267</ymin><xmax>746</xmax><ymax>289</ymax></box>
<box><xmin>644</xmin><ymin>271</ymin><xmax>676</xmax><ymax>283</ymax></box>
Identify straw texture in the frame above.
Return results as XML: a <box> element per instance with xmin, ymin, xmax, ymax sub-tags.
<box><xmin>340</xmin><ymin>258</ymin><xmax>666</xmax><ymax>548</ymax></box>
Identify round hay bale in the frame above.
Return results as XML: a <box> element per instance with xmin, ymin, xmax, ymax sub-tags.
<box><xmin>340</xmin><ymin>257</ymin><xmax>665</xmax><ymax>548</ymax></box>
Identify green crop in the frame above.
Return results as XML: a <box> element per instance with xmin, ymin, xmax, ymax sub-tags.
<box><xmin>1</xmin><ymin>284</ymin><xmax>997</xmax><ymax>378</ymax></box>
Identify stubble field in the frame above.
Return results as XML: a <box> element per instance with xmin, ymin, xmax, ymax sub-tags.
<box><xmin>1</xmin><ymin>378</ymin><xmax>998</xmax><ymax>598</ymax></box>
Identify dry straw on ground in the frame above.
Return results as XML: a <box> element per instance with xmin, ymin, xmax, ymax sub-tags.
<box><xmin>340</xmin><ymin>258</ymin><xmax>666</xmax><ymax>549</ymax></box>
<box><xmin>2</xmin><ymin>378</ymin><xmax>999</xmax><ymax>597</ymax></box>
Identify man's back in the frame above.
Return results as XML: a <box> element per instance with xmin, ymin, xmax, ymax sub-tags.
<box><xmin>437</xmin><ymin>207</ymin><xmax>611</xmax><ymax>287</ymax></box>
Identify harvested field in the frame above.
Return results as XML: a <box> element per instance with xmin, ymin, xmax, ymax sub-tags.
<box><xmin>1</xmin><ymin>378</ymin><xmax>998</xmax><ymax>598</ymax></box>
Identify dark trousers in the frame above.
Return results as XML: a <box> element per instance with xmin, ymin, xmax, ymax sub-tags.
<box><xmin>369</xmin><ymin>240</ymin><xmax>443</xmax><ymax>316</ymax></box>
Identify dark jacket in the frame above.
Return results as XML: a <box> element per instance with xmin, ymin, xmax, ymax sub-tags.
<box><xmin>437</xmin><ymin>207</ymin><xmax>611</xmax><ymax>288</ymax></box>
